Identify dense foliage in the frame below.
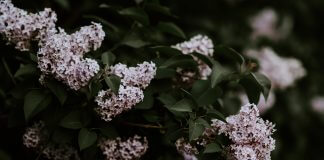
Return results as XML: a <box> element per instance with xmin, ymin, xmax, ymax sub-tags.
<box><xmin>0</xmin><ymin>0</ymin><xmax>323</xmax><ymax>160</ymax></box>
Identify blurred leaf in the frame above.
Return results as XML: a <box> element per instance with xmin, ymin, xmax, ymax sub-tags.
<box><xmin>240</xmin><ymin>72</ymin><xmax>271</xmax><ymax>103</ymax></box>
<box><xmin>155</xmin><ymin>68</ymin><xmax>176</xmax><ymax>79</ymax></box>
<box><xmin>158</xmin><ymin>93</ymin><xmax>177</xmax><ymax>105</ymax></box>
<box><xmin>47</xmin><ymin>81</ymin><xmax>67</xmax><ymax>105</ymax></box>
<box><xmin>204</xmin><ymin>143</ymin><xmax>221</xmax><ymax>153</ymax></box>
<box><xmin>101</xmin><ymin>52</ymin><xmax>116</xmax><ymax>66</ymax></box>
<box><xmin>54</xmin><ymin>0</ymin><xmax>70</xmax><ymax>9</ymax></box>
<box><xmin>145</xmin><ymin>3</ymin><xmax>173</xmax><ymax>17</ymax></box>
<box><xmin>100</xmin><ymin>126</ymin><xmax>119</xmax><ymax>138</ymax></box>
<box><xmin>211</xmin><ymin>62</ymin><xmax>231</xmax><ymax>88</ymax></box>
<box><xmin>196</xmin><ymin>118</ymin><xmax>210</xmax><ymax>128</ymax></box>
<box><xmin>0</xmin><ymin>150</ymin><xmax>11</xmax><ymax>160</ymax></box>
<box><xmin>60</xmin><ymin>111</ymin><xmax>83</xmax><ymax>129</ymax></box>
<box><xmin>168</xmin><ymin>99</ymin><xmax>193</xmax><ymax>112</ymax></box>
<box><xmin>214</xmin><ymin>45</ymin><xmax>245</xmax><ymax>65</ymax></box>
<box><xmin>189</xmin><ymin>119</ymin><xmax>205</xmax><ymax>141</ymax></box>
<box><xmin>104</xmin><ymin>75</ymin><xmax>121</xmax><ymax>94</ymax></box>
<box><xmin>24</xmin><ymin>90</ymin><xmax>48</xmax><ymax>120</ymax></box>
<box><xmin>252</xmin><ymin>73</ymin><xmax>271</xmax><ymax>100</ymax></box>
<box><xmin>78</xmin><ymin>128</ymin><xmax>97</xmax><ymax>150</ymax></box>
<box><xmin>160</xmin><ymin>55</ymin><xmax>196</xmax><ymax>68</ymax></box>
<box><xmin>52</xmin><ymin>129</ymin><xmax>74</xmax><ymax>144</ymax></box>
<box><xmin>119</xmin><ymin>7</ymin><xmax>149</xmax><ymax>25</ymax></box>
<box><xmin>150</xmin><ymin>46</ymin><xmax>182</xmax><ymax>57</ymax></box>
<box><xmin>14</xmin><ymin>64</ymin><xmax>37</xmax><ymax>77</ymax></box>
<box><xmin>121</xmin><ymin>32</ymin><xmax>149</xmax><ymax>48</ymax></box>
<box><xmin>157</xmin><ymin>22</ymin><xmax>186</xmax><ymax>39</ymax></box>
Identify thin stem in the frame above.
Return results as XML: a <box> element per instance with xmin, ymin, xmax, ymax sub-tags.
<box><xmin>120</xmin><ymin>121</ymin><xmax>165</xmax><ymax>129</ymax></box>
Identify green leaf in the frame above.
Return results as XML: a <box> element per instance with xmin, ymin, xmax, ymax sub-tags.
<box><xmin>211</xmin><ymin>62</ymin><xmax>231</xmax><ymax>88</ymax></box>
<box><xmin>207</xmin><ymin>110</ymin><xmax>226</xmax><ymax>122</ymax></box>
<box><xmin>24</xmin><ymin>90</ymin><xmax>47</xmax><ymax>120</ymax></box>
<box><xmin>119</xmin><ymin>7</ymin><xmax>149</xmax><ymax>25</ymax></box>
<box><xmin>52</xmin><ymin>129</ymin><xmax>74</xmax><ymax>144</ymax></box>
<box><xmin>189</xmin><ymin>119</ymin><xmax>205</xmax><ymax>141</ymax></box>
<box><xmin>60</xmin><ymin>111</ymin><xmax>83</xmax><ymax>129</ymax></box>
<box><xmin>101</xmin><ymin>52</ymin><xmax>116</xmax><ymax>66</ymax></box>
<box><xmin>104</xmin><ymin>75</ymin><xmax>121</xmax><ymax>94</ymax></box>
<box><xmin>192</xmin><ymin>52</ymin><xmax>215</xmax><ymax>67</ymax></box>
<box><xmin>145</xmin><ymin>3</ymin><xmax>173</xmax><ymax>17</ymax></box>
<box><xmin>155</xmin><ymin>68</ymin><xmax>176</xmax><ymax>79</ymax></box>
<box><xmin>78</xmin><ymin>128</ymin><xmax>97</xmax><ymax>150</ymax></box>
<box><xmin>121</xmin><ymin>33</ymin><xmax>149</xmax><ymax>48</ymax></box>
<box><xmin>196</xmin><ymin>87</ymin><xmax>222</xmax><ymax>106</ymax></box>
<box><xmin>204</xmin><ymin>143</ymin><xmax>221</xmax><ymax>153</ymax></box>
<box><xmin>214</xmin><ymin>45</ymin><xmax>245</xmax><ymax>65</ymax></box>
<box><xmin>240</xmin><ymin>72</ymin><xmax>271</xmax><ymax>103</ymax></box>
<box><xmin>158</xmin><ymin>93</ymin><xmax>177</xmax><ymax>105</ymax></box>
<box><xmin>157</xmin><ymin>22</ymin><xmax>186</xmax><ymax>39</ymax></box>
<box><xmin>150</xmin><ymin>46</ymin><xmax>182</xmax><ymax>57</ymax></box>
<box><xmin>169</xmin><ymin>99</ymin><xmax>193</xmax><ymax>112</ymax></box>
<box><xmin>47</xmin><ymin>81</ymin><xmax>68</xmax><ymax>105</ymax></box>
<box><xmin>135</xmin><ymin>90</ymin><xmax>154</xmax><ymax>110</ymax></box>
<box><xmin>14</xmin><ymin>64</ymin><xmax>37</xmax><ymax>77</ymax></box>
<box><xmin>100</xmin><ymin>126</ymin><xmax>119</xmax><ymax>138</ymax></box>
<box><xmin>160</xmin><ymin>55</ymin><xmax>197</xmax><ymax>68</ymax></box>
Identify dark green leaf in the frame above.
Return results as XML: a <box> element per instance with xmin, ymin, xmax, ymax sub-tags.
<box><xmin>119</xmin><ymin>7</ymin><xmax>149</xmax><ymax>25</ymax></box>
<box><xmin>169</xmin><ymin>99</ymin><xmax>193</xmax><ymax>112</ymax></box>
<box><xmin>104</xmin><ymin>75</ymin><xmax>121</xmax><ymax>94</ymax></box>
<box><xmin>135</xmin><ymin>90</ymin><xmax>154</xmax><ymax>110</ymax></box>
<box><xmin>192</xmin><ymin>52</ymin><xmax>215</xmax><ymax>67</ymax></box>
<box><xmin>214</xmin><ymin>45</ymin><xmax>245</xmax><ymax>65</ymax></box>
<box><xmin>252</xmin><ymin>73</ymin><xmax>271</xmax><ymax>100</ymax></box>
<box><xmin>47</xmin><ymin>81</ymin><xmax>68</xmax><ymax>105</ymax></box>
<box><xmin>101</xmin><ymin>52</ymin><xmax>116</xmax><ymax>66</ymax></box>
<box><xmin>100</xmin><ymin>126</ymin><xmax>119</xmax><ymax>138</ymax></box>
<box><xmin>150</xmin><ymin>46</ymin><xmax>182</xmax><ymax>57</ymax></box>
<box><xmin>196</xmin><ymin>87</ymin><xmax>222</xmax><ymax>106</ymax></box>
<box><xmin>155</xmin><ymin>68</ymin><xmax>176</xmax><ymax>79</ymax></box>
<box><xmin>24</xmin><ymin>90</ymin><xmax>47</xmax><ymax>120</ymax></box>
<box><xmin>211</xmin><ymin>62</ymin><xmax>231</xmax><ymax>88</ymax></box>
<box><xmin>157</xmin><ymin>22</ymin><xmax>186</xmax><ymax>39</ymax></box>
<box><xmin>145</xmin><ymin>3</ymin><xmax>173</xmax><ymax>17</ymax></box>
<box><xmin>160</xmin><ymin>55</ymin><xmax>197</xmax><ymax>68</ymax></box>
<box><xmin>204</xmin><ymin>143</ymin><xmax>221</xmax><ymax>153</ymax></box>
<box><xmin>158</xmin><ymin>93</ymin><xmax>177</xmax><ymax>105</ymax></box>
<box><xmin>78</xmin><ymin>128</ymin><xmax>97</xmax><ymax>150</ymax></box>
<box><xmin>60</xmin><ymin>111</ymin><xmax>83</xmax><ymax>129</ymax></box>
<box><xmin>207</xmin><ymin>110</ymin><xmax>226</xmax><ymax>122</ymax></box>
<box><xmin>14</xmin><ymin>64</ymin><xmax>37</xmax><ymax>77</ymax></box>
<box><xmin>189</xmin><ymin>119</ymin><xmax>205</xmax><ymax>141</ymax></box>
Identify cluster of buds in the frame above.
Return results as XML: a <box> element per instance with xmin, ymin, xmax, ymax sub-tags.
<box><xmin>98</xmin><ymin>135</ymin><xmax>149</xmax><ymax>160</ymax></box>
<box><xmin>172</xmin><ymin>34</ymin><xmax>214</xmax><ymax>81</ymax></box>
<box><xmin>95</xmin><ymin>61</ymin><xmax>156</xmax><ymax>122</ymax></box>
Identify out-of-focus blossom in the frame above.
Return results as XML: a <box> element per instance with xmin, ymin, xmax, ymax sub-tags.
<box><xmin>37</xmin><ymin>23</ymin><xmax>104</xmax><ymax>90</ymax></box>
<box><xmin>172</xmin><ymin>34</ymin><xmax>214</xmax><ymax>81</ymax></box>
<box><xmin>208</xmin><ymin>103</ymin><xmax>276</xmax><ymax>160</ymax></box>
<box><xmin>245</xmin><ymin>47</ymin><xmax>306</xmax><ymax>89</ymax></box>
<box><xmin>311</xmin><ymin>96</ymin><xmax>324</xmax><ymax>113</ymax></box>
<box><xmin>0</xmin><ymin>0</ymin><xmax>57</xmax><ymax>51</ymax></box>
<box><xmin>42</xmin><ymin>144</ymin><xmax>80</xmax><ymax>160</ymax></box>
<box><xmin>175</xmin><ymin>138</ymin><xmax>198</xmax><ymax>160</ymax></box>
<box><xmin>22</xmin><ymin>121</ymin><xmax>47</xmax><ymax>149</ymax></box>
<box><xmin>98</xmin><ymin>135</ymin><xmax>148</xmax><ymax>160</ymax></box>
<box><xmin>239</xmin><ymin>91</ymin><xmax>276</xmax><ymax>114</ymax></box>
<box><xmin>250</xmin><ymin>8</ymin><xmax>293</xmax><ymax>41</ymax></box>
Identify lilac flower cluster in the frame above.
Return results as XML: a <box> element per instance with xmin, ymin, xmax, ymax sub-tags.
<box><xmin>210</xmin><ymin>103</ymin><xmax>276</xmax><ymax>160</ymax></box>
<box><xmin>0</xmin><ymin>0</ymin><xmax>105</xmax><ymax>90</ymax></box>
<box><xmin>245</xmin><ymin>47</ymin><xmax>306</xmax><ymax>90</ymax></box>
<box><xmin>98</xmin><ymin>135</ymin><xmax>148</xmax><ymax>160</ymax></box>
<box><xmin>172</xmin><ymin>34</ymin><xmax>214</xmax><ymax>81</ymax></box>
<box><xmin>95</xmin><ymin>61</ymin><xmax>156</xmax><ymax>122</ymax></box>
<box><xmin>22</xmin><ymin>121</ymin><xmax>80</xmax><ymax>160</ymax></box>
<box><xmin>37</xmin><ymin>23</ymin><xmax>104</xmax><ymax>90</ymax></box>
<box><xmin>0</xmin><ymin>0</ymin><xmax>57</xmax><ymax>51</ymax></box>
<box><xmin>175</xmin><ymin>138</ymin><xmax>198</xmax><ymax>160</ymax></box>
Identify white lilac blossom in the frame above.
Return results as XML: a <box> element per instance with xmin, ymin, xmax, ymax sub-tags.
<box><xmin>42</xmin><ymin>144</ymin><xmax>80</xmax><ymax>160</ymax></box>
<box><xmin>245</xmin><ymin>47</ymin><xmax>306</xmax><ymax>89</ymax></box>
<box><xmin>175</xmin><ymin>138</ymin><xmax>198</xmax><ymax>160</ymax></box>
<box><xmin>239</xmin><ymin>91</ymin><xmax>276</xmax><ymax>114</ymax></box>
<box><xmin>95</xmin><ymin>85</ymin><xmax>144</xmax><ymax>122</ymax></box>
<box><xmin>210</xmin><ymin>103</ymin><xmax>276</xmax><ymax>160</ymax></box>
<box><xmin>250</xmin><ymin>8</ymin><xmax>293</xmax><ymax>41</ymax></box>
<box><xmin>108</xmin><ymin>61</ymin><xmax>157</xmax><ymax>89</ymax></box>
<box><xmin>0</xmin><ymin>0</ymin><xmax>57</xmax><ymax>51</ymax></box>
<box><xmin>172</xmin><ymin>34</ymin><xmax>214</xmax><ymax>80</ymax></box>
<box><xmin>22</xmin><ymin>121</ymin><xmax>46</xmax><ymax>149</ymax></box>
<box><xmin>37</xmin><ymin>23</ymin><xmax>105</xmax><ymax>90</ymax></box>
<box><xmin>98</xmin><ymin>135</ymin><xmax>148</xmax><ymax>160</ymax></box>
<box><xmin>311</xmin><ymin>96</ymin><xmax>324</xmax><ymax>113</ymax></box>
